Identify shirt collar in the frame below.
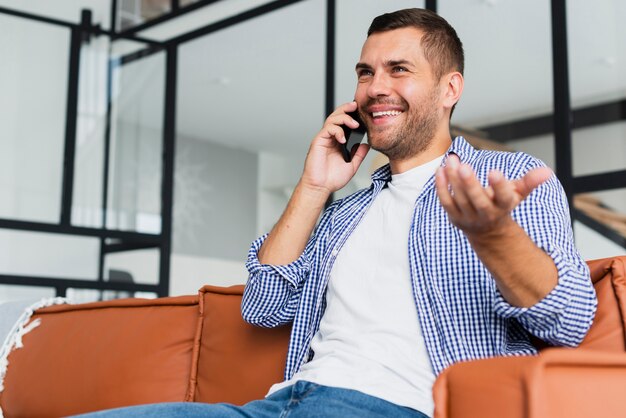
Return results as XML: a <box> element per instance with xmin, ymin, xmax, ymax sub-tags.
<box><xmin>370</xmin><ymin>136</ymin><xmax>475</xmax><ymax>185</ymax></box>
<box><xmin>445</xmin><ymin>135</ymin><xmax>475</xmax><ymax>163</ymax></box>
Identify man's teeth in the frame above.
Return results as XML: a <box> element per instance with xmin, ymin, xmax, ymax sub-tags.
<box><xmin>372</xmin><ymin>110</ymin><xmax>403</xmax><ymax>117</ymax></box>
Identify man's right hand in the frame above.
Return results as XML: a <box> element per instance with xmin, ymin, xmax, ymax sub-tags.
<box><xmin>299</xmin><ymin>101</ymin><xmax>370</xmax><ymax>199</ymax></box>
<box><xmin>257</xmin><ymin>102</ymin><xmax>370</xmax><ymax>266</ymax></box>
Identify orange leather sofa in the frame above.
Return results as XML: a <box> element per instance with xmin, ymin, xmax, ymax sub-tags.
<box><xmin>0</xmin><ymin>286</ymin><xmax>292</xmax><ymax>417</ymax></box>
<box><xmin>1</xmin><ymin>256</ymin><xmax>625</xmax><ymax>418</ymax></box>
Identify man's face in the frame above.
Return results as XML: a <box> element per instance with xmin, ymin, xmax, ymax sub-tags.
<box><xmin>354</xmin><ymin>27</ymin><xmax>443</xmax><ymax>161</ymax></box>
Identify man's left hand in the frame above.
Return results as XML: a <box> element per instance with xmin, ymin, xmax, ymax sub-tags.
<box><xmin>435</xmin><ymin>154</ymin><xmax>553</xmax><ymax>238</ymax></box>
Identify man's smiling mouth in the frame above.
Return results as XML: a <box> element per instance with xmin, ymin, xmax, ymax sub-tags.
<box><xmin>372</xmin><ymin>110</ymin><xmax>403</xmax><ymax>118</ymax></box>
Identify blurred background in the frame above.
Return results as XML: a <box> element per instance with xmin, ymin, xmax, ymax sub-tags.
<box><xmin>0</xmin><ymin>0</ymin><xmax>624</xmax><ymax>303</ymax></box>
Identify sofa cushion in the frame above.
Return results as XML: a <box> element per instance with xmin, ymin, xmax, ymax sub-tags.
<box><xmin>433</xmin><ymin>354</ymin><xmax>531</xmax><ymax>418</ymax></box>
<box><xmin>579</xmin><ymin>256</ymin><xmax>626</xmax><ymax>351</ymax></box>
<box><xmin>0</xmin><ymin>296</ymin><xmax>200</xmax><ymax>418</ymax></box>
<box><xmin>193</xmin><ymin>285</ymin><xmax>291</xmax><ymax>405</ymax></box>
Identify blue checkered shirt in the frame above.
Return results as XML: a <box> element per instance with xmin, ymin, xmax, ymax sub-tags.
<box><xmin>243</xmin><ymin>136</ymin><xmax>597</xmax><ymax>378</ymax></box>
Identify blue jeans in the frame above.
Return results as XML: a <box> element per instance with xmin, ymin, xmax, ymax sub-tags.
<box><xmin>74</xmin><ymin>381</ymin><xmax>429</xmax><ymax>418</ymax></box>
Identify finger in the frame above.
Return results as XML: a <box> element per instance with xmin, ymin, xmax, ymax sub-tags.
<box><xmin>327</xmin><ymin>109</ymin><xmax>360</xmax><ymax>126</ymax></box>
<box><xmin>333</xmin><ymin>100</ymin><xmax>358</xmax><ymax>115</ymax></box>
<box><xmin>513</xmin><ymin>167</ymin><xmax>553</xmax><ymax>200</ymax></box>
<box><xmin>342</xmin><ymin>113</ymin><xmax>361</xmax><ymax>129</ymax></box>
<box><xmin>457</xmin><ymin>163</ymin><xmax>494</xmax><ymax>215</ymax></box>
<box><xmin>323</xmin><ymin>116</ymin><xmax>356</xmax><ymax>139</ymax></box>
<box><xmin>489</xmin><ymin>170</ymin><xmax>517</xmax><ymax>209</ymax></box>
<box><xmin>435</xmin><ymin>167</ymin><xmax>461</xmax><ymax>218</ymax></box>
<box><xmin>444</xmin><ymin>156</ymin><xmax>474</xmax><ymax>216</ymax></box>
<box><xmin>324</xmin><ymin>112</ymin><xmax>361</xmax><ymax>144</ymax></box>
<box><xmin>485</xmin><ymin>186</ymin><xmax>495</xmax><ymax>200</ymax></box>
<box><xmin>322</xmin><ymin>124</ymin><xmax>348</xmax><ymax>144</ymax></box>
<box><xmin>329</xmin><ymin>102</ymin><xmax>359</xmax><ymax>125</ymax></box>
<box><xmin>350</xmin><ymin>144</ymin><xmax>370</xmax><ymax>168</ymax></box>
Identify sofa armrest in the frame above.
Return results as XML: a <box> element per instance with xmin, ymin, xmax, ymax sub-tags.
<box><xmin>433</xmin><ymin>348</ymin><xmax>626</xmax><ymax>418</ymax></box>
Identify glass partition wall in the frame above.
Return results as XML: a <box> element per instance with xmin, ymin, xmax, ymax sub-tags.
<box><xmin>0</xmin><ymin>4</ymin><xmax>170</xmax><ymax>302</ymax></box>
<box><xmin>1</xmin><ymin>0</ymin><xmax>624</xmax><ymax>302</ymax></box>
<box><xmin>568</xmin><ymin>0</ymin><xmax>626</xmax><ymax>258</ymax></box>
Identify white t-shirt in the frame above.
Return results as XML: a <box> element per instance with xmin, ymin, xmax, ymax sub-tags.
<box><xmin>269</xmin><ymin>155</ymin><xmax>444</xmax><ymax>417</ymax></box>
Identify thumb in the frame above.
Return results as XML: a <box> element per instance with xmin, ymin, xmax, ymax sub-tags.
<box><xmin>350</xmin><ymin>143</ymin><xmax>370</xmax><ymax>170</ymax></box>
<box><xmin>514</xmin><ymin>167</ymin><xmax>553</xmax><ymax>199</ymax></box>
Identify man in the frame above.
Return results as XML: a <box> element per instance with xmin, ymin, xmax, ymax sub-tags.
<box><xmin>81</xmin><ymin>8</ymin><xmax>596</xmax><ymax>418</ymax></box>
<box><xmin>242</xmin><ymin>6</ymin><xmax>596</xmax><ymax>417</ymax></box>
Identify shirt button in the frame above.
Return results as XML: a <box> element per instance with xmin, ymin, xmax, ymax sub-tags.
<box><xmin>331</xmin><ymin>248</ymin><xmax>339</xmax><ymax>257</ymax></box>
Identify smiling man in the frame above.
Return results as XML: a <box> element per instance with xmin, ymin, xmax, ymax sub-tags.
<box><xmin>80</xmin><ymin>8</ymin><xmax>597</xmax><ymax>418</ymax></box>
<box><xmin>244</xmin><ymin>7</ymin><xmax>596</xmax><ymax>417</ymax></box>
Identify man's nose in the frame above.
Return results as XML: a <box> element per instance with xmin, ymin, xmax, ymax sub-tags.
<box><xmin>366</xmin><ymin>73</ymin><xmax>392</xmax><ymax>98</ymax></box>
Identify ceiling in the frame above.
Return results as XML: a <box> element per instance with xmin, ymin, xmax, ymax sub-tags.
<box><xmin>4</xmin><ymin>0</ymin><xmax>625</xmax><ymax>156</ymax></box>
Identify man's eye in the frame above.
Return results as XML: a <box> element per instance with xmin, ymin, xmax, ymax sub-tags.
<box><xmin>358</xmin><ymin>69</ymin><xmax>373</xmax><ymax>77</ymax></box>
<box><xmin>393</xmin><ymin>66</ymin><xmax>407</xmax><ymax>73</ymax></box>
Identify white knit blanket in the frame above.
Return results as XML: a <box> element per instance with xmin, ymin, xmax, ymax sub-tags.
<box><xmin>0</xmin><ymin>297</ymin><xmax>69</xmax><ymax>418</ymax></box>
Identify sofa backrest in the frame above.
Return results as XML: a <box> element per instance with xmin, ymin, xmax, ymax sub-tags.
<box><xmin>0</xmin><ymin>296</ymin><xmax>201</xmax><ymax>418</ymax></box>
<box><xmin>194</xmin><ymin>285</ymin><xmax>291</xmax><ymax>405</ymax></box>
<box><xmin>0</xmin><ymin>286</ymin><xmax>291</xmax><ymax>418</ymax></box>
<box><xmin>579</xmin><ymin>256</ymin><xmax>626</xmax><ymax>351</ymax></box>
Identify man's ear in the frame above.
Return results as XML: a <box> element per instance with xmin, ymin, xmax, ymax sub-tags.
<box><xmin>441</xmin><ymin>72</ymin><xmax>464</xmax><ymax>110</ymax></box>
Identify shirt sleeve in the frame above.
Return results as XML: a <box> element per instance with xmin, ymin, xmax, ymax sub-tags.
<box><xmin>492</xmin><ymin>160</ymin><xmax>597</xmax><ymax>347</ymax></box>
<box><xmin>241</xmin><ymin>199</ymin><xmax>341</xmax><ymax>328</ymax></box>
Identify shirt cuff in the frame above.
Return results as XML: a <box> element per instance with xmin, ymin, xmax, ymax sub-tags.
<box><xmin>245</xmin><ymin>234</ymin><xmax>311</xmax><ymax>289</ymax></box>
<box><xmin>493</xmin><ymin>243</ymin><xmax>571</xmax><ymax>319</ymax></box>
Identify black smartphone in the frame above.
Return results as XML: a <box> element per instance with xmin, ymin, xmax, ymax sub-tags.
<box><xmin>340</xmin><ymin>110</ymin><xmax>367</xmax><ymax>163</ymax></box>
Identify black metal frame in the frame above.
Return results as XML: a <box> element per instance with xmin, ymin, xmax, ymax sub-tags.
<box><xmin>551</xmin><ymin>0</ymin><xmax>574</xmax><ymax>211</ymax></box>
<box><xmin>479</xmin><ymin>99</ymin><xmax>626</xmax><ymax>142</ymax></box>
<box><xmin>0</xmin><ymin>0</ymin><xmax>623</xmax><ymax>298</ymax></box>
<box><xmin>425</xmin><ymin>0</ymin><xmax>437</xmax><ymax>13</ymax></box>
<box><xmin>0</xmin><ymin>5</ymin><xmax>167</xmax><ymax>297</ymax></box>
<box><xmin>115</xmin><ymin>0</ymin><xmax>306</xmax><ymax>67</ymax></box>
<box><xmin>115</xmin><ymin>0</ymin><xmax>222</xmax><ymax>36</ymax></box>
<box><xmin>60</xmin><ymin>20</ymin><xmax>82</xmax><ymax>227</ymax></box>
<box><xmin>158</xmin><ymin>43</ymin><xmax>178</xmax><ymax>297</ymax></box>
<box><xmin>0</xmin><ymin>5</ymin><xmax>161</xmax><ymax>45</ymax></box>
<box><xmin>325</xmin><ymin>0</ymin><xmax>335</xmax><ymax>118</ymax></box>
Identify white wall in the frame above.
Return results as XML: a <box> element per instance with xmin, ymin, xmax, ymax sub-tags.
<box><xmin>98</xmin><ymin>133</ymin><xmax>260</xmax><ymax>299</ymax></box>
<box><xmin>574</xmin><ymin>221</ymin><xmax>626</xmax><ymax>261</ymax></box>
<box><xmin>0</xmin><ymin>15</ymin><xmax>68</xmax><ymax>224</ymax></box>
<box><xmin>173</xmin><ymin>136</ymin><xmax>258</xmax><ymax>261</ymax></box>
<box><xmin>170</xmin><ymin>254</ymin><xmax>248</xmax><ymax>295</ymax></box>
<box><xmin>257</xmin><ymin>152</ymin><xmax>304</xmax><ymax>236</ymax></box>
<box><xmin>101</xmin><ymin>251</ymin><xmax>248</xmax><ymax>297</ymax></box>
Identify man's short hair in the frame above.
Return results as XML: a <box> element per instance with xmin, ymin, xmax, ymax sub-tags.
<box><xmin>368</xmin><ymin>8</ymin><xmax>464</xmax><ymax>81</ymax></box>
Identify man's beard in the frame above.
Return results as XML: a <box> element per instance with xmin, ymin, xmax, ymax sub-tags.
<box><xmin>362</xmin><ymin>88</ymin><xmax>440</xmax><ymax>161</ymax></box>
